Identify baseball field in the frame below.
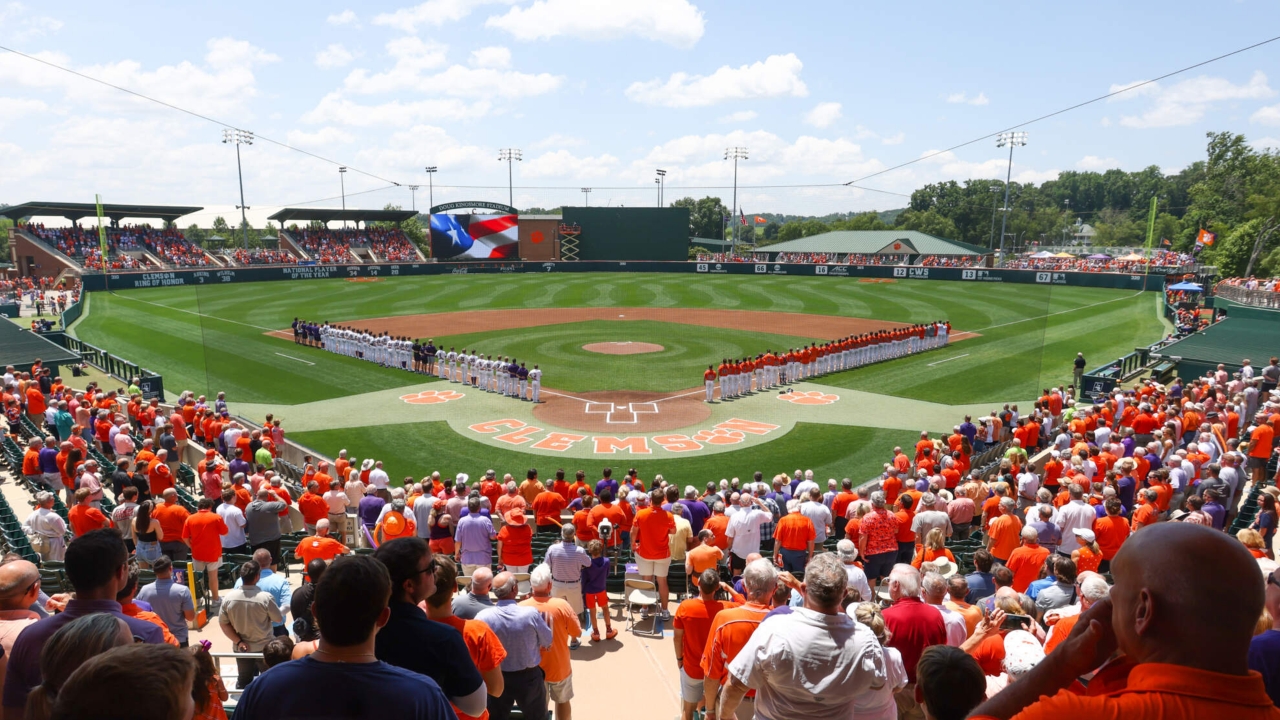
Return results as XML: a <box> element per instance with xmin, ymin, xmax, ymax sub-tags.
<box><xmin>71</xmin><ymin>272</ymin><xmax>1168</xmax><ymax>484</ymax></box>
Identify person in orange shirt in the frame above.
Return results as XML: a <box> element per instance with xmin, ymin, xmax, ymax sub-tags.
<box><xmin>496</xmin><ymin>509</ymin><xmax>534</xmax><ymax>573</ymax></box>
<box><xmin>915</xmin><ymin>432</ymin><xmax>934</xmax><ymax>462</ymax></box>
<box><xmin>518</xmin><ymin>470</ymin><xmax>545</xmax><ymax>507</ymax></box>
<box><xmin>423</xmin><ymin>556</ymin><xmax>507</xmax><ymax>720</ymax></box>
<box><xmin>1005</xmin><ymin>526</ymin><xmax>1050</xmax><ymax>593</ymax></box>
<box><xmin>633</xmin><ymin>490</ymin><xmax>677</xmax><ymax>616</ymax></box>
<box><xmin>519</xmin><ymin>565</ymin><xmax>583</xmax><ymax>720</ymax></box>
<box><xmin>832</xmin><ymin>479</ymin><xmax>859</xmax><ymax>539</ymax></box>
<box><xmin>704</xmin><ymin>365</ymin><xmax>717</xmax><ymax>403</ymax></box>
<box><xmin>969</xmin><ymin>523</ymin><xmax>1280</xmax><ymax>720</ymax></box>
<box><xmin>24</xmin><ymin>383</ymin><xmax>46</xmax><ymax>424</ymax></box>
<box><xmin>702</xmin><ymin>558</ymin><xmax>774</xmax><ymax>718</ymax></box>
<box><xmin>297</xmin><ymin>480</ymin><xmax>330</xmax><ymax>533</ymax></box>
<box><xmin>1131</xmin><ymin>488</ymin><xmax>1160</xmax><ymax>532</ymax></box>
<box><xmin>531</xmin><ymin>487</ymin><xmax>567</xmax><ymax>536</ymax></box>
<box><xmin>1248</xmin><ymin>415</ymin><xmax>1276</xmax><ymax>486</ymax></box>
<box><xmin>674</xmin><ymin>568</ymin><xmax>741</xmax><ymax>720</ymax></box>
<box><xmin>588</xmin><ymin>490</ymin><xmax>629</xmax><ymax>548</ymax></box>
<box><xmin>882</xmin><ymin>466</ymin><xmax>904</xmax><ymax>506</ymax></box>
<box><xmin>703</xmin><ymin>503</ymin><xmax>730</xmax><ymax>553</ymax></box>
<box><xmin>154</xmin><ymin>488</ymin><xmax>192</xmax><ymax>561</ymax></box>
<box><xmin>182</xmin><ymin>497</ymin><xmax>229</xmax><ymax>601</ymax></box>
<box><xmin>374</xmin><ymin>499</ymin><xmax>415</xmax><ymax>545</ymax></box>
<box><xmin>67</xmin><ymin>487</ymin><xmax>111</xmax><ymax>537</ymax></box>
<box><xmin>772</xmin><ymin>501</ymin><xmax>815</xmax><ymax>572</ymax></box>
<box><xmin>986</xmin><ymin>497</ymin><xmax>1023</xmax><ymax>563</ymax></box>
<box><xmin>548</xmin><ymin>470</ymin><xmax>572</xmax><ymax>505</ymax></box>
<box><xmin>296</xmin><ymin>519</ymin><xmax>349</xmax><ymax>571</ymax></box>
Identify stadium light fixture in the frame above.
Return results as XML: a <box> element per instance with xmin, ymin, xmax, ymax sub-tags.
<box><xmin>582</xmin><ymin>188</ymin><xmax>592</xmax><ymax>206</ymax></box>
<box><xmin>656</xmin><ymin>169</ymin><xmax>667</xmax><ymax>207</ymax></box>
<box><xmin>408</xmin><ymin>185</ymin><xmax>420</xmax><ymax>212</ymax></box>
<box><xmin>724</xmin><ymin>148</ymin><xmax>748</xmax><ymax>256</ymax></box>
<box><xmin>221</xmin><ymin>128</ymin><xmax>254</xmax><ymax>250</ymax></box>
<box><xmin>498</xmin><ymin>149</ymin><xmax>522</xmax><ymax>208</ymax></box>
<box><xmin>995</xmin><ymin>132</ymin><xmax>1027</xmax><ymax>259</ymax></box>
<box><xmin>425</xmin><ymin>166</ymin><xmax>437</xmax><ymax>212</ymax></box>
<box><xmin>338</xmin><ymin>166</ymin><xmax>348</xmax><ymax>229</ymax></box>
<box><xmin>987</xmin><ymin>184</ymin><xmax>1002</xmax><ymax>250</ymax></box>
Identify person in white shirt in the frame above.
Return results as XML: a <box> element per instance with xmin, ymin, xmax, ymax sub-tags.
<box><xmin>217</xmin><ymin>488</ymin><xmax>249</xmax><ymax>554</ymax></box>
<box><xmin>367</xmin><ymin>461</ymin><xmax>390</xmax><ymax>490</ymax></box>
<box><xmin>112</xmin><ymin>487</ymin><xmax>141</xmax><ymax>547</ymax></box>
<box><xmin>836</xmin><ymin>540</ymin><xmax>872</xmax><ymax>603</ymax></box>
<box><xmin>1016</xmin><ymin>470</ymin><xmax>1039</xmax><ymax>511</ymax></box>
<box><xmin>921</xmin><ymin>570</ymin><xmax>967</xmax><ymax>647</ymax></box>
<box><xmin>725</xmin><ymin>494</ymin><xmax>770</xmax><ymax>572</ymax></box>
<box><xmin>1053</xmin><ymin>484</ymin><xmax>1096</xmax><ymax>556</ymax></box>
<box><xmin>794</xmin><ymin>470</ymin><xmax>819</xmax><ymax>500</ymax></box>
<box><xmin>321</xmin><ymin>479</ymin><xmax>350</xmax><ymax>540</ymax></box>
<box><xmin>799</xmin><ymin>488</ymin><xmax>834</xmax><ymax>544</ymax></box>
<box><xmin>24</xmin><ymin>492</ymin><xmax>67</xmax><ymax>561</ymax></box>
<box><xmin>719</xmin><ymin>554</ymin><xmax>886</xmax><ymax>720</ymax></box>
<box><xmin>848</xmin><ymin>602</ymin><xmax>908</xmax><ymax>720</ymax></box>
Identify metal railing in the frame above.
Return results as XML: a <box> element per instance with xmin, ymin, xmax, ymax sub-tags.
<box><xmin>1215</xmin><ymin>283</ymin><xmax>1280</xmax><ymax>310</ymax></box>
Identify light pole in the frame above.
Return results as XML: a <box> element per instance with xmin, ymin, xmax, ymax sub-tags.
<box><xmin>222</xmin><ymin>128</ymin><xmax>253</xmax><ymax>250</ymax></box>
<box><xmin>995</xmin><ymin>131</ymin><xmax>1027</xmax><ymax>259</ymax></box>
<box><xmin>338</xmin><ymin>166</ymin><xmax>348</xmax><ymax>229</ymax></box>
<box><xmin>1062</xmin><ymin>198</ymin><xmax>1070</xmax><ymax>245</ymax></box>
<box><xmin>582</xmin><ymin>188</ymin><xmax>592</xmax><ymax>206</ymax></box>
<box><xmin>424</xmin><ymin>166</ymin><xmax>437</xmax><ymax>210</ymax></box>
<box><xmin>724</xmin><ymin>147</ymin><xmax>748</xmax><ymax>255</ymax></box>
<box><xmin>408</xmin><ymin>185</ymin><xmax>420</xmax><ymax>212</ymax></box>
<box><xmin>656</xmin><ymin>168</ymin><xmax>666</xmax><ymax>206</ymax></box>
<box><xmin>498</xmin><ymin>149</ymin><xmax>521</xmax><ymax>208</ymax></box>
<box><xmin>987</xmin><ymin>184</ymin><xmax>1001</xmax><ymax>250</ymax></box>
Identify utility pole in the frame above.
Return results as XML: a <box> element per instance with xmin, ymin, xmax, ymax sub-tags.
<box><xmin>338</xmin><ymin>166</ymin><xmax>348</xmax><ymax>229</ymax></box>
<box><xmin>724</xmin><ymin>147</ymin><xmax>748</xmax><ymax>256</ymax></box>
<box><xmin>582</xmin><ymin>188</ymin><xmax>592</xmax><ymax>206</ymax></box>
<box><xmin>408</xmin><ymin>185</ymin><xmax>419</xmax><ymax>212</ymax></box>
<box><xmin>498</xmin><ymin>149</ymin><xmax>521</xmax><ymax>208</ymax></box>
<box><xmin>424</xmin><ymin>167</ymin><xmax>440</xmax><ymax>211</ymax></box>
<box><xmin>656</xmin><ymin>169</ymin><xmax>666</xmax><ymax>206</ymax></box>
<box><xmin>995</xmin><ymin>132</ymin><xmax>1027</xmax><ymax>260</ymax></box>
<box><xmin>222</xmin><ymin>129</ymin><xmax>254</xmax><ymax>249</ymax></box>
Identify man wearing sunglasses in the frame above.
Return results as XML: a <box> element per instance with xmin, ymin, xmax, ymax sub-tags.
<box><xmin>373</xmin><ymin>537</ymin><xmax>488</xmax><ymax>718</ymax></box>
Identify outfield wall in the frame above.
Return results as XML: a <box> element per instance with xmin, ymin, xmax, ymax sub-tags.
<box><xmin>78</xmin><ymin>261</ymin><xmax>1164</xmax><ymax>291</ymax></box>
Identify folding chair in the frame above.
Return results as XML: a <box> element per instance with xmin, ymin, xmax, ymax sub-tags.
<box><xmin>513</xmin><ymin>572</ymin><xmax>531</xmax><ymax>597</ymax></box>
<box><xmin>624</xmin><ymin>579</ymin><xmax>661</xmax><ymax>637</ymax></box>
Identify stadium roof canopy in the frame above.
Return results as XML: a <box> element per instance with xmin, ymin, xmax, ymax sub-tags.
<box><xmin>268</xmin><ymin>208</ymin><xmax>418</xmax><ymax>224</ymax></box>
<box><xmin>0</xmin><ymin>201</ymin><xmax>203</xmax><ymax>224</ymax></box>
<box><xmin>690</xmin><ymin>236</ymin><xmax>735</xmax><ymax>249</ymax></box>
<box><xmin>0</xmin><ymin>322</ymin><xmax>80</xmax><ymax>371</ymax></box>
<box><xmin>758</xmin><ymin>230</ymin><xmax>989</xmax><ymax>256</ymax></box>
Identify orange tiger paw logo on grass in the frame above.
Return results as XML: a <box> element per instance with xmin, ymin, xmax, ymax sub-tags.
<box><xmin>778</xmin><ymin>390</ymin><xmax>839</xmax><ymax>405</ymax></box>
<box><xmin>400</xmin><ymin>389</ymin><xmax>465</xmax><ymax>404</ymax></box>
<box><xmin>691</xmin><ymin>428</ymin><xmax>747</xmax><ymax>445</ymax></box>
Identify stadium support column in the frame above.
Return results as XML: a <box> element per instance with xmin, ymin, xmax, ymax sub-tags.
<box><xmin>725</xmin><ymin>147</ymin><xmax>748</xmax><ymax>256</ymax></box>
<box><xmin>995</xmin><ymin>132</ymin><xmax>1027</xmax><ymax>260</ymax></box>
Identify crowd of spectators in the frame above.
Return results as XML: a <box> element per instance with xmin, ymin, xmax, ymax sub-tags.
<box><xmin>25</xmin><ymin>224</ymin><xmax>101</xmax><ymax>258</ymax></box>
<box><xmin>293</xmin><ymin>229</ymin><xmax>353</xmax><ymax>264</ymax></box>
<box><xmin>4</xmin><ymin>344</ymin><xmax>1280</xmax><ymax>719</ymax></box>
<box><xmin>920</xmin><ymin>255</ymin><xmax>985</xmax><ymax>267</ymax></box>
<box><xmin>230</xmin><ymin>249</ymin><xmax>298</xmax><ymax>266</ymax></box>
<box><xmin>292</xmin><ymin>227</ymin><xmax>417</xmax><ymax>264</ymax></box>
<box><xmin>1220</xmin><ymin>276</ymin><xmax>1280</xmax><ymax>292</ymax></box>
<box><xmin>1002</xmin><ymin>249</ymin><xmax>1196</xmax><ymax>273</ymax></box>
<box><xmin>25</xmin><ymin>223</ymin><xmax>210</xmax><ymax>269</ymax></box>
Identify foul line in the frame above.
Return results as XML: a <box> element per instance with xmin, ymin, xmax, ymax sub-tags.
<box><xmin>968</xmin><ymin>291</ymin><xmax>1144</xmax><ymax>333</ymax></box>
<box><xmin>541</xmin><ymin>387</ymin><xmax>705</xmax><ymax>405</ymax></box>
<box><xmin>108</xmin><ymin>291</ymin><xmax>277</xmax><ymax>332</ymax></box>
<box><xmin>927</xmin><ymin>354</ymin><xmax>970</xmax><ymax>367</ymax></box>
<box><xmin>275</xmin><ymin>353</ymin><xmax>315</xmax><ymax>366</ymax></box>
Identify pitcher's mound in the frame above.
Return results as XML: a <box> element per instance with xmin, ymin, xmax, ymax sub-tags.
<box><xmin>583</xmin><ymin>342</ymin><xmax>664</xmax><ymax>355</ymax></box>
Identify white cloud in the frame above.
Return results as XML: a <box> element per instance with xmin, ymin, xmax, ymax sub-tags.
<box><xmin>469</xmin><ymin>46</ymin><xmax>511</xmax><ymax>69</ymax></box>
<box><xmin>626</xmin><ymin>54</ymin><xmax>807</xmax><ymax>108</ymax></box>
<box><xmin>339</xmin><ymin>38</ymin><xmax>558</xmax><ymax>98</ymax></box>
<box><xmin>1110</xmin><ymin>71</ymin><xmax>1273</xmax><ymax>128</ymax></box>
<box><xmin>302</xmin><ymin>93</ymin><xmax>491</xmax><ymax>127</ymax></box>
<box><xmin>1252</xmin><ymin>136</ymin><xmax>1280</xmax><ymax>150</ymax></box>
<box><xmin>914</xmin><ymin>149</ymin><xmax>1057</xmax><ymax>186</ymax></box>
<box><xmin>523</xmin><ymin>149</ymin><xmax>620</xmax><ymax>178</ymax></box>
<box><xmin>945</xmin><ymin>91</ymin><xmax>988</xmax><ymax>106</ymax></box>
<box><xmin>1251</xmin><ymin>103</ymin><xmax>1280</xmax><ymax>126</ymax></box>
<box><xmin>851</xmin><ymin>125</ymin><xmax>904</xmax><ymax>145</ymax></box>
<box><xmin>624</xmin><ymin>130</ymin><xmax>882</xmax><ymax>188</ymax></box>
<box><xmin>485</xmin><ymin>0</ymin><xmax>705</xmax><ymax>48</ymax></box>
<box><xmin>804</xmin><ymin>101</ymin><xmax>842</xmax><ymax>128</ymax></box>
<box><xmin>285</xmin><ymin>127</ymin><xmax>355</xmax><ymax>147</ymax></box>
<box><xmin>427</xmin><ymin>64</ymin><xmax>561</xmax><ymax>98</ymax></box>
<box><xmin>326</xmin><ymin>9</ymin><xmax>358</xmax><ymax>26</ymax></box>
<box><xmin>342</xmin><ymin>37</ymin><xmax>447</xmax><ymax>94</ymax></box>
<box><xmin>373</xmin><ymin>0</ymin><xmax>514</xmax><ymax>32</ymax></box>
<box><xmin>1076</xmin><ymin>155</ymin><xmax>1120</xmax><ymax>170</ymax></box>
<box><xmin>0</xmin><ymin>3</ymin><xmax>63</xmax><ymax>39</ymax></box>
<box><xmin>315</xmin><ymin>43</ymin><xmax>357</xmax><ymax>70</ymax></box>
<box><xmin>0</xmin><ymin>38</ymin><xmax>278</xmax><ymax>117</ymax></box>
<box><xmin>880</xmin><ymin>132</ymin><xmax>905</xmax><ymax>145</ymax></box>
<box><xmin>718</xmin><ymin>110</ymin><xmax>757</xmax><ymax>124</ymax></box>
<box><xmin>533</xmin><ymin>133</ymin><xmax>585</xmax><ymax>148</ymax></box>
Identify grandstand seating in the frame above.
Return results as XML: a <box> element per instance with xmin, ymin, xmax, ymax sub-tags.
<box><xmin>229</xmin><ymin>248</ymin><xmax>299</xmax><ymax>266</ymax></box>
<box><xmin>25</xmin><ymin>223</ymin><xmax>212</xmax><ymax>269</ymax></box>
<box><xmin>290</xmin><ymin>227</ymin><xmax>418</xmax><ymax>264</ymax></box>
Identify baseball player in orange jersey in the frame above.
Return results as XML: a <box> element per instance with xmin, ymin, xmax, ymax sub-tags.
<box><xmin>717</xmin><ymin>360</ymin><xmax>730</xmax><ymax>400</ymax></box>
<box><xmin>704</xmin><ymin>366</ymin><xmax>717</xmax><ymax>402</ymax></box>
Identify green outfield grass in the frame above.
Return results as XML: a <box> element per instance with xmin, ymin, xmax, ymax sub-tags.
<box><xmin>289</xmin><ymin>421</ymin><xmax>922</xmax><ymax>487</ymax></box>
<box><xmin>433</xmin><ymin>319</ymin><xmax>818</xmax><ymax>393</ymax></box>
<box><xmin>74</xmin><ymin>273</ymin><xmax>1167</xmax><ymax>405</ymax></box>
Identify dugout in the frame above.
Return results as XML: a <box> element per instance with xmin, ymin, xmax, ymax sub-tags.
<box><xmin>0</xmin><ymin>321</ymin><xmax>80</xmax><ymax>375</ymax></box>
<box><xmin>1154</xmin><ymin>300</ymin><xmax>1280</xmax><ymax>381</ymax></box>
<box><xmin>561</xmin><ymin>207</ymin><xmax>690</xmax><ymax>261</ymax></box>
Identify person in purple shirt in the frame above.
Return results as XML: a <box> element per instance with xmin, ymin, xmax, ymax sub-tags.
<box><xmin>3</xmin><ymin>529</ymin><xmax>166</xmax><ymax>716</ymax></box>
<box><xmin>358</xmin><ymin>487</ymin><xmax>386</xmax><ymax>535</ymax></box>
<box><xmin>227</xmin><ymin>447</ymin><xmax>251</xmax><ymax>481</ymax></box>
<box><xmin>36</xmin><ymin>438</ymin><xmax>59</xmax><ymax>477</ymax></box>
<box><xmin>455</xmin><ymin>496</ymin><xmax>496</xmax><ymax>572</ymax></box>
<box><xmin>959</xmin><ymin>416</ymin><xmax>977</xmax><ymax>444</ymax></box>
<box><xmin>1203</xmin><ymin>489</ymin><xmax>1227</xmax><ymax>530</ymax></box>
<box><xmin>594</xmin><ymin>468</ymin><xmax>618</xmax><ymax>499</ymax></box>
<box><xmin>677</xmin><ymin>487</ymin><xmax>711</xmax><ymax>535</ymax></box>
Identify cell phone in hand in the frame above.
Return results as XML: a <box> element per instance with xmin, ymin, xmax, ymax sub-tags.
<box><xmin>1001</xmin><ymin>613</ymin><xmax>1032</xmax><ymax>631</ymax></box>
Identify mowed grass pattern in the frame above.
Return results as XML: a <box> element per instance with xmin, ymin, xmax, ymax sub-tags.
<box><xmin>289</xmin><ymin>421</ymin><xmax>923</xmax><ymax>488</ymax></box>
<box><xmin>74</xmin><ymin>274</ymin><xmax>1167</xmax><ymax>405</ymax></box>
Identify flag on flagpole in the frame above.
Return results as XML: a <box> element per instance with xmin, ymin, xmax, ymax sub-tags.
<box><xmin>740</xmin><ymin>210</ymin><xmax>747</xmax><ymax>226</ymax></box>
<box><xmin>1195</xmin><ymin>228</ymin><xmax>1216</xmax><ymax>247</ymax></box>
<box><xmin>754</xmin><ymin>216</ymin><xmax>767</xmax><ymax>225</ymax></box>
<box><xmin>1160</xmin><ymin>238</ymin><xmax>1171</xmax><ymax>247</ymax></box>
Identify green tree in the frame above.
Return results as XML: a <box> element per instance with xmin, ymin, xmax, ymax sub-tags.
<box><xmin>184</xmin><ymin>224</ymin><xmax>207</xmax><ymax>246</ymax></box>
<box><xmin>776</xmin><ymin>219</ymin><xmax>831</xmax><ymax>243</ymax></box>
<box><xmin>670</xmin><ymin>196</ymin><xmax>729</xmax><ymax>239</ymax></box>
<box><xmin>689</xmin><ymin>245</ymin><xmax>711</xmax><ymax>259</ymax></box>
<box><xmin>375</xmin><ymin>203</ymin><xmax>427</xmax><ymax>251</ymax></box>
<box><xmin>894</xmin><ymin>208</ymin><xmax>958</xmax><ymax>238</ymax></box>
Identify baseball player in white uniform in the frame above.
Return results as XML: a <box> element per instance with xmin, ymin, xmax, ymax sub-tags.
<box><xmin>529</xmin><ymin>365</ymin><xmax>542</xmax><ymax>403</ymax></box>
<box><xmin>446</xmin><ymin>348</ymin><xmax>458</xmax><ymax>381</ymax></box>
<box><xmin>458</xmin><ymin>350</ymin><xmax>470</xmax><ymax>386</ymax></box>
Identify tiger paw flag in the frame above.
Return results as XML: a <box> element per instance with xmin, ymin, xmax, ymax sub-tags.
<box><xmin>1195</xmin><ymin>228</ymin><xmax>1216</xmax><ymax>247</ymax></box>
<box><xmin>754</xmin><ymin>216</ymin><xmax>767</xmax><ymax>225</ymax></box>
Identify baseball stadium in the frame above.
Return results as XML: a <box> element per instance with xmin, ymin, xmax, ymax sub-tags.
<box><xmin>7</xmin><ymin>6</ymin><xmax>1280</xmax><ymax>720</ymax></box>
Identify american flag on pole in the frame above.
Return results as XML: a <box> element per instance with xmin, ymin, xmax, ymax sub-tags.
<box><xmin>740</xmin><ymin>210</ymin><xmax>747</xmax><ymax>226</ymax></box>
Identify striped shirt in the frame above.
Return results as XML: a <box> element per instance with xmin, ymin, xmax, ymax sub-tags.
<box><xmin>545</xmin><ymin>541</ymin><xmax>590</xmax><ymax>583</ymax></box>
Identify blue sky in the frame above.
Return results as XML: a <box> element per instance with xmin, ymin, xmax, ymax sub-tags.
<box><xmin>3</xmin><ymin>0</ymin><xmax>1280</xmax><ymax>225</ymax></box>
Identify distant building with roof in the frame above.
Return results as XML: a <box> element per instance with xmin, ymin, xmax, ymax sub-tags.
<box><xmin>755</xmin><ymin>230</ymin><xmax>988</xmax><ymax>260</ymax></box>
